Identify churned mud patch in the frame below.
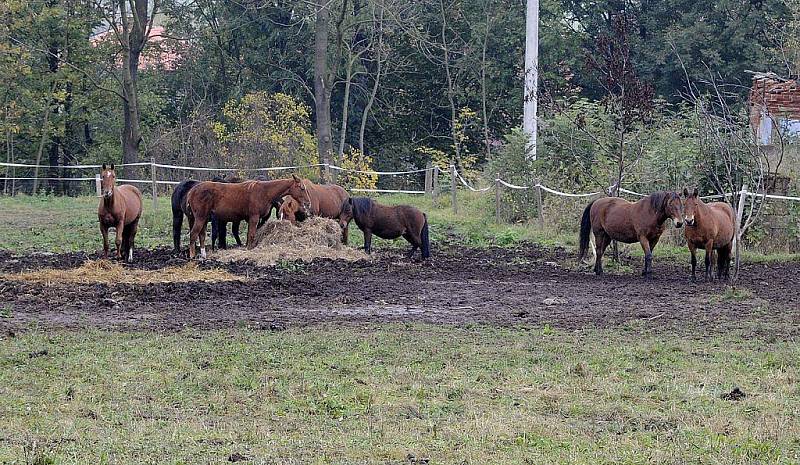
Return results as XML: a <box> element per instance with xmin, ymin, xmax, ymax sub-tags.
<box><xmin>215</xmin><ymin>217</ymin><xmax>369</xmax><ymax>266</ymax></box>
<box><xmin>0</xmin><ymin>260</ymin><xmax>243</xmax><ymax>285</ymax></box>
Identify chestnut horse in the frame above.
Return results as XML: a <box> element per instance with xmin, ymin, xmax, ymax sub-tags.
<box><xmin>186</xmin><ymin>175</ymin><xmax>311</xmax><ymax>258</ymax></box>
<box><xmin>211</xmin><ymin>174</ymin><xmax>274</xmax><ymax>249</ymax></box>
<box><xmin>339</xmin><ymin>197</ymin><xmax>430</xmax><ymax>259</ymax></box>
<box><xmin>97</xmin><ymin>164</ymin><xmax>143</xmax><ymax>262</ymax></box>
<box><xmin>579</xmin><ymin>191</ymin><xmax>684</xmax><ymax>277</ymax></box>
<box><xmin>278</xmin><ymin>181</ymin><xmax>350</xmax><ymax>244</ymax></box>
<box><xmin>682</xmin><ymin>188</ymin><xmax>736</xmax><ymax>281</ymax></box>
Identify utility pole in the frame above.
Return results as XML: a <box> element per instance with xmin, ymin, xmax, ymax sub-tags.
<box><xmin>523</xmin><ymin>0</ymin><xmax>539</xmax><ymax>161</ymax></box>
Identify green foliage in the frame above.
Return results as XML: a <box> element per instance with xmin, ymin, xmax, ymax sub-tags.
<box><xmin>486</xmin><ymin>128</ymin><xmax>537</xmax><ymax>221</ymax></box>
<box><xmin>214</xmin><ymin>92</ymin><xmax>318</xmax><ymax>176</ymax></box>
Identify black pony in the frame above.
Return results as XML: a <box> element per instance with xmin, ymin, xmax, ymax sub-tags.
<box><xmin>339</xmin><ymin>197</ymin><xmax>430</xmax><ymax>259</ymax></box>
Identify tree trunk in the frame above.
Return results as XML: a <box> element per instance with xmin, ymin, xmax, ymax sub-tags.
<box><xmin>337</xmin><ymin>56</ymin><xmax>355</xmax><ymax>159</ymax></box>
<box><xmin>481</xmin><ymin>11</ymin><xmax>491</xmax><ymax>159</ymax></box>
<box><xmin>32</xmin><ymin>84</ymin><xmax>56</xmax><ymax>194</ymax></box>
<box><xmin>440</xmin><ymin>0</ymin><xmax>460</xmax><ymax>167</ymax></box>
<box><xmin>359</xmin><ymin>5</ymin><xmax>384</xmax><ymax>155</ymax></box>
<box><xmin>314</xmin><ymin>0</ymin><xmax>334</xmax><ymax>181</ymax></box>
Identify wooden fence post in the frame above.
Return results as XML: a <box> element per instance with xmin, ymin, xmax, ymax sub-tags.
<box><xmin>95</xmin><ymin>174</ymin><xmax>101</xmax><ymax>197</ymax></box>
<box><xmin>450</xmin><ymin>164</ymin><xmax>458</xmax><ymax>214</ymax></box>
<box><xmin>734</xmin><ymin>184</ymin><xmax>748</xmax><ymax>280</ymax></box>
<box><xmin>432</xmin><ymin>166</ymin><xmax>440</xmax><ymax>205</ymax></box>
<box><xmin>536</xmin><ymin>182</ymin><xmax>544</xmax><ymax>228</ymax></box>
<box><xmin>424</xmin><ymin>161</ymin><xmax>432</xmax><ymax>196</ymax></box>
<box><xmin>150</xmin><ymin>157</ymin><xmax>158</xmax><ymax>213</ymax></box>
<box><xmin>495</xmin><ymin>174</ymin><xmax>501</xmax><ymax>224</ymax></box>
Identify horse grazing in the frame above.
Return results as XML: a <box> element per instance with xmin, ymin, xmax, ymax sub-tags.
<box><xmin>682</xmin><ymin>188</ymin><xmax>736</xmax><ymax>281</ymax></box>
<box><xmin>186</xmin><ymin>175</ymin><xmax>311</xmax><ymax>259</ymax></box>
<box><xmin>277</xmin><ymin>181</ymin><xmax>350</xmax><ymax>243</ymax></box>
<box><xmin>339</xmin><ymin>197</ymin><xmax>430</xmax><ymax>259</ymax></box>
<box><xmin>97</xmin><ymin>164</ymin><xmax>143</xmax><ymax>262</ymax></box>
<box><xmin>578</xmin><ymin>191</ymin><xmax>684</xmax><ymax>276</ymax></box>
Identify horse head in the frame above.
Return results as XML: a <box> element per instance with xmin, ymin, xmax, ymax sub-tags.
<box><xmin>682</xmin><ymin>188</ymin><xmax>700</xmax><ymax>227</ymax></box>
<box><xmin>288</xmin><ymin>174</ymin><xmax>313</xmax><ymax>214</ymax></box>
<box><xmin>338</xmin><ymin>197</ymin><xmax>355</xmax><ymax>230</ymax></box>
<box><xmin>100</xmin><ymin>163</ymin><xmax>116</xmax><ymax>199</ymax></box>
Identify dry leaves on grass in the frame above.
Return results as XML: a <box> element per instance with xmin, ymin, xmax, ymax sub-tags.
<box><xmin>215</xmin><ymin>217</ymin><xmax>368</xmax><ymax>266</ymax></box>
<box><xmin>2</xmin><ymin>260</ymin><xmax>243</xmax><ymax>285</ymax></box>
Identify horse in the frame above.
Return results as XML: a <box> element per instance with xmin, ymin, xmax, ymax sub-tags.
<box><xmin>97</xmin><ymin>164</ymin><xmax>143</xmax><ymax>262</ymax></box>
<box><xmin>339</xmin><ymin>197</ymin><xmax>430</xmax><ymax>259</ymax></box>
<box><xmin>276</xmin><ymin>180</ymin><xmax>350</xmax><ymax>243</ymax></box>
<box><xmin>578</xmin><ymin>191</ymin><xmax>684</xmax><ymax>277</ymax></box>
<box><xmin>186</xmin><ymin>175</ymin><xmax>311</xmax><ymax>259</ymax></box>
<box><xmin>682</xmin><ymin>188</ymin><xmax>736</xmax><ymax>281</ymax></box>
<box><xmin>212</xmin><ymin>175</ymin><xmax>274</xmax><ymax>249</ymax></box>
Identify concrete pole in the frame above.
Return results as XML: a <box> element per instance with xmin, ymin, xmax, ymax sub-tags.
<box><xmin>523</xmin><ymin>0</ymin><xmax>539</xmax><ymax>161</ymax></box>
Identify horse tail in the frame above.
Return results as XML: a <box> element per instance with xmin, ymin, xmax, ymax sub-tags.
<box><xmin>578</xmin><ymin>201</ymin><xmax>595</xmax><ymax>261</ymax></box>
<box><xmin>421</xmin><ymin>214</ymin><xmax>431</xmax><ymax>259</ymax></box>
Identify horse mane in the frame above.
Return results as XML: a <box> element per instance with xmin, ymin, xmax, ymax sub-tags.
<box><xmin>351</xmin><ymin>197</ymin><xmax>374</xmax><ymax>217</ymax></box>
<box><xmin>648</xmin><ymin>191</ymin><xmax>677</xmax><ymax>212</ymax></box>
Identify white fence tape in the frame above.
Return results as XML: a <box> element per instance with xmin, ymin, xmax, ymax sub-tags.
<box><xmin>0</xmin><ymin>161</ymin><xmax>151</xmax><ymax>169</ymax></box>
<box><xmin>351</xmin><ymin>188</ymin><xmax>426</xmax><ymax>194</ymax></box>
<box><xmin>537</xmin><ymin>184</ymin><xmax>600</xmax><ymax>198</ymax></box>
<box><xmin>455</xmin><ymin>171</ymin><xmax>493</xmax><ymax>192</ymax></box>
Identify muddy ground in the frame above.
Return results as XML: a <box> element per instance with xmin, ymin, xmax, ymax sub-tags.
<box><xmin>0</xmin><ymin>245</ymin><xmax>797</xmax><ymax>337</ymax></box>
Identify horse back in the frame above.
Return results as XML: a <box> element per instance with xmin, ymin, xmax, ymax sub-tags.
<box><xmin>310</xmin><ymin>183</ymin><xmax>349</xmax><ymax>218</ymax></box>
<box><xmin>590</xmin><ymin>197</ymin><xmax>641</xmax><ymax>243</ymax></box>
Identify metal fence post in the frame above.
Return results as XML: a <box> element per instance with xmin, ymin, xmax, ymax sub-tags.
<box><xmin>450</xmin><ymin>164</ymin><xmax>458</xmax><ymax>214</ymax></box>
<box><xmin>495</xmin><ymin>174</ymin><xmax>501</xmax><ymax>224</ymax></box>
<box><xmin>150</xmin><ymin>157</ymin><xmax>158</xmax><ymax>213</ymax></box>
<box><xmin>95</xmin><ymin>174</ymin><xmax>101</xmax><ymax>197</ymax></box>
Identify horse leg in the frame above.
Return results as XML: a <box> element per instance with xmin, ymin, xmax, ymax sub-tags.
<box><xmin>218</xmin><ymin>221</ymin><xmax>228</xmax><ymax>250</ymax></box>
<box><xmin>704</xmin><ymin>240</ymin><xmax>714</xmax><ymax>281</ymax></box>
<box><xmin>115</xmin><ymin>220</ymin><xmax>125</xmax><ymax>260</ymax></box>
<box><xmin>638</xmin><ymin>236</ymin><xmax>653</xmax><ymax>277</ymax></box>
<box><xmin>342</xmin><ymin>223</ymin><xmax>349</xmax><ymax>245</ymax></box>
<box><xmin>198</xmin><ymin>221</ymin><xmax>208</xmax><ymax>259</ymax></box>
<box><xmin>403</xmin><ymin>232</ymin><xmax>418</xmax><ymax>258</ymax></box>
<box><xmin>100</xmin><ymin>223</ymin><xmax>110</xmax><ymax>259</ymax></box>
<box><xmin>126</xmin><ymin>218</ymin><xmax>139</xmax><ymax>263</ymax></box>
<box><xmin>246</xmin><ymin>215</ymin><xmax>260</xmax><ymax>249</ymax></box>
<box><xmin>188</xmin><ymin>214</ymin><xmax>206</xmax><ymax>259</ymax></box>
<box><xmin>689</xmin><ymin>243</ymin><xmax>697</xmax><ymax>281</ymax></box>
<box><xmin>594</xmin><ymin>232</ymin><xmax>610</xmax><ymax>276</ymax></box>
<box><xmin>233</xmin><ymin>220</ymin><xmax>243</xmax><ymax>246</ymax></box>
<box><xmin>719</xmin><ymin>246</ymin><xmax>732</xmax><ymax>281</ymax></box>
<box><xmin>363</xmin><ymin>229</ymin><xmax>373</xmax><ymax>254</ymax></box>
<box><xmin>172</xmin><ymin>208</ymin><xmax>183</xmax><ymax>255</ymax></box>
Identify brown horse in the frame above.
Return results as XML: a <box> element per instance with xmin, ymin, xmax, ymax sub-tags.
<box><xmin>339</xmin><ymin>197</ymin><xmax>430</xmax><ymax>259</ymax></box>
<box><xmin>579</xmin><ymin>191</ymin><xmax>684</xmax><ymax>276</ymax></box>
<box><xmin>97</xmin><ymin>164</ymin><xmax>143</xmax><ymax>262</ymax></box>
<box><xmin>277</xmin><ymin>181</ymin><xmax>350</xmax><ymax>244</ymax></box>
<box><xmin>186</xmin><ymin>175</ymin><xmax>311</xmax><ymax>258</ymax></box>
<box><xmin>682</xmin><ymin>188</ymin><xmax>736</xmax><ymax>281</ymax></box>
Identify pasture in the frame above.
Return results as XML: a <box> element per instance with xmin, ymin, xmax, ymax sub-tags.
<box><xmin>1</xmin><ymin>193</ymin><xmax>800</xmax><ymax>464</ymax></box>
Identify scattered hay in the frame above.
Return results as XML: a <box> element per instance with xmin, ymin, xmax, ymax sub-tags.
<box><xmin>216</xmin><ymin>217</ymin><xmax>368</xmax><ymax>266</ymax></box>
<box><xmin>2</xmin><ymin>260</ymin><xmax>243</xmax><ymax>285</ymax></box>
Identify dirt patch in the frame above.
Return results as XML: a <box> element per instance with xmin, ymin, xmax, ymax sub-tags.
<box><xmin>0</xmin><ymin>244</ymin><xmax>798</xmax><ymax>338</ymax></box>
<box><xmin>1</xmin><ymin>260</ymin><xmax>243</xmax><ymax>285</ymax></box>
<box><xmin>215</xmin><ymin>218</ymin><xmax>368</xmax><ymax>266</ymax></box>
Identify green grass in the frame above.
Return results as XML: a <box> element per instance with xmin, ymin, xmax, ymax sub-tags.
<box><xmin>1</xmin><ymin>325</ymin><xmax>799</xmax><ymax>464</ymax></box>
<box><xmin>2</xmin><ymin>193</ymin><xmax>799</xmax><ymax>263</ymax></box>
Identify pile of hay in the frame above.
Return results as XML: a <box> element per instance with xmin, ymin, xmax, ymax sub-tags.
<box><xmin>2</xmin><ymin>260</ymin><xmax>243</xmax><ymax>285</ymax></box>
<box><xmin>215</xmin><ymin>217</ymin><xmax>368</xmax><ymax>266</ymax></box>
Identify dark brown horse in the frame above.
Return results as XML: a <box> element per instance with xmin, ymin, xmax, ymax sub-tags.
<box><xmin>682</xmin><ymin>188</ymin><xmax>736</xmax><ymax>281</ymax></box>
<box><xmin>186</xmin><ymin>175</ymin><xmax>311</xmax><ymax>258</ymax></box>
<box><xmin>579</xmin><ymin>191</ymin><xmax>684</xmax><ymax>276</ymax></box>
<box><xmin>278</xmin><ymin>181</ymin><xmax>350</xmax><ymax>244</ymax></box>
<box><xmin>339</xmin><ymin>197</ymin><xmax>430</xmax><ymax>259</ymax></box>
<box><xmin>97</xmin><ymin>164</ymin><xmax>143</xmax><ymax>262</ymax></box>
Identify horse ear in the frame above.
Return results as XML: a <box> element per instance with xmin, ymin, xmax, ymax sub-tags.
<box><xmin>682</xmin><ymin>188</ymin><xmax>689</xmax><ymax>197</ymax></box>
<box><xmin>292</xmin><ymin>174</ymin><xmax>300</xmax><ymax>182</ymax></box>
<box><xmin>110</xmin><ymin>163</ymin><xmax>115</xmax><ymax>171</ymax></box>
<box><xmin>102</xmin><ymin>163</ymin><xmax>107</xmax><ymax>170</ymax></box>
<box><xmin>692</xmin><ymin>188</ymin><xmax>698</xmax><ymax>198</ymax></box>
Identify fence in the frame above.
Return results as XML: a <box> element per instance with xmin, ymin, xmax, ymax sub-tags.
<box><xmin>2</xmin><ymin>160</ymin><xmax>800</xmax><ymax>232</ymax></box>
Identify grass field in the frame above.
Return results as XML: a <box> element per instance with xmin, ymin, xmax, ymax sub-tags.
<box><xmin>1</xmin><ymin>193</ymin><xmax>799</xmax><ymax>463</ymax></box>
<box><xmin>2</xmin><ymin>326</ymin><xmax>799</xmax><ymax>464</ymax></box>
